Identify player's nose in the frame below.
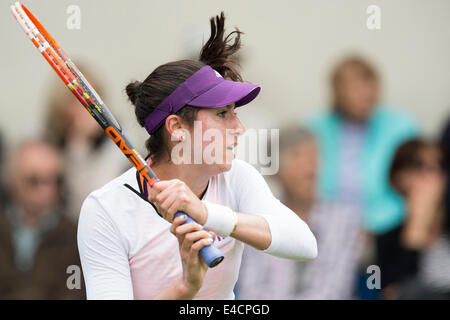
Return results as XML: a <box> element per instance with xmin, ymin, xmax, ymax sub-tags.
<box><xmin>231</xmin><ymin>114</ymin><xmax>246</xmax><ymax>136</ymax></box>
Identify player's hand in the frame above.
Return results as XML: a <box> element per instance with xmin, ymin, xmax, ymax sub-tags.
<box><xmin>148</xmin><ymin>179</ymin><xmax>208</xmax><ymax>224</ymax></box>
<box><xmin>170</xmin><ymin>215</ymin><xmax>216</xmax><ymax>297</ymax></box>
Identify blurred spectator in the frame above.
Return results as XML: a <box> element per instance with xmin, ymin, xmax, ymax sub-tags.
<box><xmin>42</xmin><ymin>67</ymin><xmax>127</xmax><ymax>222</ymax></box>
<box><xmin>0</xmin><ymin>132</ymin><xmax>5</xmax><ymax>204</ymax></box>
<box><xmin>236</xmin><ymin>127</ymin><xmax>363</xmax><ymax>299</ymax></box>
<box><xmin>377</xmin><ymin>138</ymin><xmax>450</xmax><ymax>299</ymax></box>
<box><xmin>306</xmin><ymin>56</ymin><xmax>419</xmax><ymax>234</ymax></box>
<box><xmin>306</xmin><ymin>56</ymin><xmax>420</xmax><ymax>299</ymax></box>
<box><xmin>440</xmin><ymin>117</ymin><xmax>450</xmax><ymax>233</ymax></box>
<box><xmin>0</xmin><ymin>140</ymin><xmax>84</xmax><ymax>299</ymax></box>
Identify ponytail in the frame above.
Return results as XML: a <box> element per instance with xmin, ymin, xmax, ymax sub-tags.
<box><xmin>126</xmin><ymin>11</ymin><xmax>245</xmax><ymax>163</ymax></box>
<box><xmin>200</xmin><ymin>12</ymin><xmax>243</xmax><ymax>81</ymax></box>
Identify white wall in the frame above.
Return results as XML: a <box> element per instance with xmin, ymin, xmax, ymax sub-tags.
<box><xmin>1</xmin><ymin>0</ymin><xmax>449</xmax><ymax>153</ymax></box>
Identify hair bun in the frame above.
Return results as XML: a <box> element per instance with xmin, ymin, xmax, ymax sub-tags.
<box><xmin>126</xmin><ymin>81</ymin><xmax>143</xmax><ymax>105</ymax></box>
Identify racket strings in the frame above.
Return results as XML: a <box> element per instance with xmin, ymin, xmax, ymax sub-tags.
<box><xmin>19</xmin><ymin>2</ymin><xmax>122</xmax><ymax>130</ymax></box>
<box><xmin>11</xmin><ymin>2</ymin><xmax>108</xmax><ymax>122</ymax></box>
<box><xmin>11</xmin><ymin>2</ymin><xmax>155</xmax><ymax>185</ymax></box>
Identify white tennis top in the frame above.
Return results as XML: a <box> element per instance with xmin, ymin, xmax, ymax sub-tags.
<box><xmin>77</xmin><ymin>159</ymin><xmax>317</xmax><ymax>300</ymax></box>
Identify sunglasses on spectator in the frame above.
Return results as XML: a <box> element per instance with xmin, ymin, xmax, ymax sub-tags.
<box><xmin>23</xmin><ymin>174</ymin><xmax>63</xmax><ymax>188</ymax></box>
<box><xmin>409</xmin><ymin>159</ymin><xmax>443</xmax><ymax>173</ymax></box>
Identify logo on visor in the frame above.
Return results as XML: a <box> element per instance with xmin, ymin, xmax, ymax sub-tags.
<box><xmin>214</xmin><ymin>70</ymin><xmax>223</xmax><ymax>78</ymax></box>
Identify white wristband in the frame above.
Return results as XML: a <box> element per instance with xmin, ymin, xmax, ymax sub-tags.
<box><xmin>202</xmin><ymin>200</ymin><xmax>237</xmax><ymax>238</ymax></box>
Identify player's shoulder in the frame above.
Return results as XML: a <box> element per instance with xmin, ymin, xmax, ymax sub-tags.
<box><xmin>90</xmin><ymin>167</ymin><xmax>136</xmax><ymax>197</ymax></box>
<box><xmin>221</xmin><ymin>158</ymin><xmax>265</xmax><ymax>186</ymax></box>
<box><xmin>228</xmin><ymin>159</ymin><xmax>255</xmax><ymax>172</ymax></box>
<box><xmin>227</xmin><ymin>158</ymin><xmax>260</xmax><ymax>175</ymax></box>
<box><xmin>82</xmin><ymin>166</ymin><xmax>137</xmax><ymax>212</ymax></box>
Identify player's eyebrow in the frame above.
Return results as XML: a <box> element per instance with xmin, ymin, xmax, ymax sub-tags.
<box><xmin>215</xmin><ymin>104</ymin><xmax>235</xmax><ymax>112</ymax></box>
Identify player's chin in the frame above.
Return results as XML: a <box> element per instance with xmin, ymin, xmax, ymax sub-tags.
<box><xmin>221</xmin><ymin>148</ymin><xmax>236</xmax><ymax>171</ymax></box>
<box><xmin>202</xmin><ymin>149</ymin><xmax>235</xmax><ymax>174</ymax></box>
<box><xmin>204</xmin><ymin>161</ymin><xmax>232</xmax><ymax>175</ymax></box>
<box><xmin>215</xmin><ymin>161</ymin><xmax>233</xmax><ymax>173</ymax></box>
<box><xmin>207</xmin><ymin>158</ymin><xmax>234</xmax><ymax>174</ymax></box>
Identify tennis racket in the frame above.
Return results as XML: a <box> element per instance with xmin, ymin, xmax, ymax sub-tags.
<box><xmin>10</xmin><ymin>1</ymin><xmax>224</xmax><ymax>268</ymax></box>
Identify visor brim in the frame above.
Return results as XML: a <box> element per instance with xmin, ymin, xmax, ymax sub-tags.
<box><xmin>188</xmin><ymin>79</ymin><xmax>261</xmax><ymax>108</ymax></box>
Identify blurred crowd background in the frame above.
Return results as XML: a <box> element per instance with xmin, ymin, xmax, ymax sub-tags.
<box><xmin>1</xmin><ymin>0</ymin><xmax>449</xmax><ymax>299</ymax></box>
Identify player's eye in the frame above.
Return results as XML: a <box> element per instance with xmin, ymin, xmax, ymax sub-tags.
<box><xmin>217</xmin><ymin>107</ymin><xmax>237</xmax><ymax>118</ymax></box>
<box><xmin>217</xmin><ymin>110</ymin><xmax>227</xmax><ymax>118</ymax></box>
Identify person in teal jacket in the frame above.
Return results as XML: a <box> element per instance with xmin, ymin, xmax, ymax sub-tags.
<box><xmin>307</xmin><ymin>56</ymin><xmax>419</xmax><ymax>235</ymax></box>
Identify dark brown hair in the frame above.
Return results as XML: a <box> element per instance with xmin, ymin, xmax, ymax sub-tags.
<box><xmin>390</xmin><ymin>138</ymin><xmax>449</xmax><ymax>234</ymax></box>
<box><xmin>126</xmin><ymin>12</ymin><xmax>243</xmax><ymax>164</ymax></box>
<box><xmin>331</xmin><ymin>56</ymin><xmax>379</xmax><ymax>112</ymax></box>
<box><xmin>440</xmin><ymin>118</ymin><xmax>450</xmax><ymax>233</ymax></box>
<box><xmin>389</xmin><ymin>138</ymin><xmax>443</xmax><ymax>190</ymax></box>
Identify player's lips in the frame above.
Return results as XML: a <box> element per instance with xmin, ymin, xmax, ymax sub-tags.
<box><xmin>226</xmin><ymin>143</ymin><xmax>238</xmax><ymax>150</ymax></box>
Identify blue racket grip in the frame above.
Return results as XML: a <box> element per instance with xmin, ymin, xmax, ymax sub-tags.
<box><xmin>174</xmin><ymin>211</ymin><xmax>224</xmax><ymax>268</ymax></box>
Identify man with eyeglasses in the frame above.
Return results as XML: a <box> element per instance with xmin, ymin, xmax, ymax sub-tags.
<box><xmin>0</xmin><ymin>140</ymin><xmax>85</xmax><ymax>299</ymax></box>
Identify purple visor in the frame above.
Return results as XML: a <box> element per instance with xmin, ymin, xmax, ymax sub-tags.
<box><xmin>144</xmin><ymin>65</ymin><xmax>261</xmax><ymax>134</ymax></box>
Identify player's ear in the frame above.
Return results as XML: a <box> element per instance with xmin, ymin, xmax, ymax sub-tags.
<box><xmin>165</xmin><ymin>115</ymin><xmax>185</xmax><ymax>140</ymax></box>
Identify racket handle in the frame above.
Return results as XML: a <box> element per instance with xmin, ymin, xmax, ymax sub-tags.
<box><xmin>174</xmin><ymin>211</ymin><xmax>224</xmax><ymax>268</ymax></box>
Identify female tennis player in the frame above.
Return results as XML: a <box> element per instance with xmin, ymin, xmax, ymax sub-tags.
<box><xmin>77</xmin><ymin>12</ymin><xmax>317</xmax><ymax>300</ymax></box>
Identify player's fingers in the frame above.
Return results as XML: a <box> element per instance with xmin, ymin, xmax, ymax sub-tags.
<box><xmin>150</xmin><ymin>179</ymin><xmax>171</xmax><ymax>191</ymax></box>
<box><xmin>154</xmin><ymin>184</ymin><xmax>178</xmax><ymax>205</ymax></box>
<box><xmin>208</xmin><ymin>231</ymin><xmax>217</xmax><ymax>242</ymax></box>
<box><xmin>147</xmin><ymin>186</ymin><xmax>160</xmax><ymax>203</ymax></box>
<box><xmin>152</xmin><ymin>179</ymin><xmax>184</xmax><ymax>195</ymax></box>
<box><xmin>149</xmin><ymin>184</ymin><xmax>178</xmax><ymax>221</ymax></box>
<box><xmin>181</xmin><ymin>229</ymin><xmax>213</xmax><ymax>252</ymax></box>
<box><xmin>190</xmin><ymin>236</ymin><xmax>214</xmax><ymax>253</ymax></box>
<box><xmin>147</xmin><ymin>180</ymin><xmax>170</xmax><ymax>202</ymax></box>
<box><xmin>150</xmin><ymin>183</ymin><xmax>187</xmax><ymax>222</ymax></box>
<box><xmin>174</xmin><ymin>222</ymin><xmax>203</xmax><ymax>240</ymax></box>
<box><xmin>170</xmin><ymin>214</ymin><xmax>188</xmax><ymax>235</ymax></box>
<box><xmin>167</xmin><ymin>195</ymin><xmax>191</xmax><ymax>222</ymax></box>
<box><xmin>159</xmin><ymin>192</ymin><xmax>179</xmax><ymax>222</ymax></box>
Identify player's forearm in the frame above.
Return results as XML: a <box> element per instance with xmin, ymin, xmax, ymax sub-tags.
<box><xmin>233</xmin><ymin>211</ymin><xmax>317</xmax><ymax>261</ymax></box>
<box><xmin>231</xmin><ymin>212</ymin><xmax>271</xmax><ymax>250</ymax></box>
<box><xmin>202</xmin><ymin>200</ymin><xmax>317</xmax><ymax>260</ymax></box>
<box><xmin>202</xmin><ymin>201</ymin><xmax>271</xmax><ymax>250</ymax></box>
<box><xmin>259</xmin><ymin>212</ymin><xmax>318</xmax><ymax>261</ymax></box>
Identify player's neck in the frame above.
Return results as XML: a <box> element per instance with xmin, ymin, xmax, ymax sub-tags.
<box><xmin>149</xmin><ymin>160</ymin><xmax>210</xmax><ymax>199</ymax></box>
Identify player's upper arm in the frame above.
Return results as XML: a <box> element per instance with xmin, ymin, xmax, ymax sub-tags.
<box><xmin>77</xmin><ymin>194</ymin><xmax>134</xmax><ymax>299</ymax></box>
